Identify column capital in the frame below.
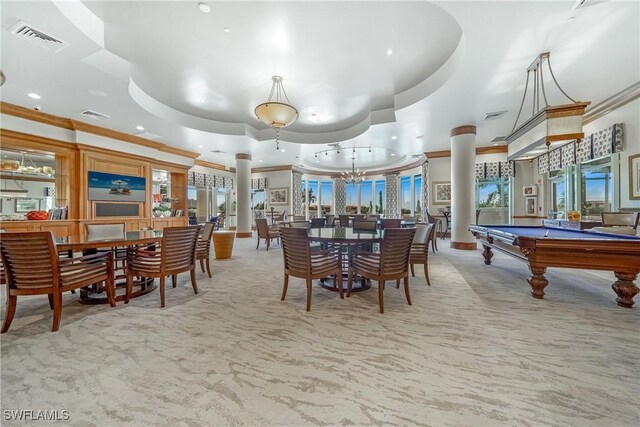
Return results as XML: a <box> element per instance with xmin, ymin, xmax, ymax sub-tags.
<box><xmin>235</xmin><ymin>153</ymin><xmax>252</xmax><ymax>160</ymax></box>
<box><xmin>450</xmin><ymin>125</ymin><xmax>477</xmax><ymax>137</ymax></box>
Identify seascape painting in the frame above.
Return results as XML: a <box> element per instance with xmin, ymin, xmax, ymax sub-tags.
<box><xmin>88</xmin><ymin>171</ymin><xmax>146</xmax><ymax>202</ymax></box>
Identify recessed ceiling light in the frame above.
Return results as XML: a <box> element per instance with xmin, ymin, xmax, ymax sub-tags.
<box><xmin>224</xmin><ymin>28</ymin><xmax>230</xmax><ymax>33</ymax></box>
<box><xmin>88</xmin><ymin>89</ymin><xmax>107</xmax><ymax>97</ymax></box>
<box><xmin>386</xmin><ymin>49</ymin><xmax>393</xmax><ymax>55</ymax></box>
<box><xmin>28</xmin><ymin>93</ymin><xmax>41</xmax><ymax>99</ymax></box>
<box><xmin>198</xmin><ymin>2</ymin><xmax>210</xmax><ymax>13</ymax></box>
<box><xmin>259</xmin><ymin>160</ymin><xmax>263</xmax><ymax>163</ymax></box>
<box><xmin>493</xmin><ymin>143</ymin><xmax>499</xmax><ymax>146</ymax></box>
<box><xmin>416</xmin><ymin>135</ymin><xmax>424</xmax><ymax>139</ymax></box>
<box><xmin>567</xmin><ymin>16</ymin><xmax>576</xmax><ymax>23</ymax></box>
<box><xmin>280</xmin><ymin>149</ymin><xmax>286</xmax><ymax>153</ymax></box>
<box><xmin>136</xmin><ymin>125</ymin><xmax>144</xmax><ymax>131</ymax></box>
<box><xmin>391</xmin><ymin>135</ymin><xmax>397</xmax><ymax>140</ymax></box>
<box><xmin>391</xmin><ymin>153</ymin><xmax>396</xmax><ymax>156</ymax></box>
<box><xmin>197</xmin><ymin>145</ymin><xmax>203</xmax><ymax>148</ymax></box>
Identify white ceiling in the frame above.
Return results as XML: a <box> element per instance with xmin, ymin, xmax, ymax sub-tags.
<box><xmin>0</xmin><ymin>0</ymin><xmax>638</xmax><ymax>171</ymax></box>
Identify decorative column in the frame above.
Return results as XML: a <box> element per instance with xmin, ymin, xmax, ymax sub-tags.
<box><xmin>421</xmin><ymin>160</ymin><xmax>429</xmax><ymax>219</ymax></box>
<box><xmin>292</xmin><ymin>171</ymin><xmax>303</xmax><ymax>216</ymax></box>
<box><xmin>333</xmin><ymin>178</ymin><xmax>346</xmax><ymax>214</ymax></box>
<box><xmin>385</xmin><ymin>173</ymin><xmax>399</xmax><ymax>218</ymax></box>
<box><xmin>450</xmin><ymin>125</ymin><xmax>477</xmax><ymax>249</ymax></box>
<box><xmin>235</xmin><ymin>153</ymin><xmax>252</xmax><ymax>237</ymax></box>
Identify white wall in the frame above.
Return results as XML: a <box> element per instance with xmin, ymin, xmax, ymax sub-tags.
<box><xmin>0</xmin><ymin>180</ymin><xmax>54</xmax><ymax>215</ymax></box>
<box><xmin>251</xmin><ymin>170</ymin><xmax>292</xmax><ymax>213</ymax></box>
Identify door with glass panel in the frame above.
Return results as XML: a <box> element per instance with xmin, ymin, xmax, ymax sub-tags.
<box><xmin>476</xmin><ymin>178</ymin><xmax>510</xmax><ymax>224</ymax></box>
<box><xmin>579</xmin><ymin>159</ymin><xmax>612</xmax><ymax>221</ymax></box>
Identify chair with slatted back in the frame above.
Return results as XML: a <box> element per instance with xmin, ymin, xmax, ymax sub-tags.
<box><xmin>324</xmin><ymin>214</ymin><xmax>335</xmax><ymax>227</ymax></box>
<box><xmin>290</xmin><ymin>221</ymin><xmax>311</xmax><ymax>229</ymax></box>
<box><xmin>256</xmin><ymin>218</ymin><xmax>280</xmax><ymax>250</ymax></box>
<box><xmin>379</xmin><ymin>218</ymin><xmax>402</xmax><ymax>229</ymax></box>
<box><xmin>347</xmin><ymin>227</ymin><xmax>416</xmax><ymax>313</ymax></box>
<box><xmin>196</xmin><ymin>222</ymin><xmax>215</xmax><ymax>278</ymax></box>
<box><xmin>352</xmin><ymin>220</ymin><xmax>377</xmax><ymax>231</ymax></box>
<box><xmin>310</xmin><ymin>218</ymin><xmax>326</xmax><ymax>229</ymax></box>
<box><xmin>591</xmin><ymin>212</ymin><xmax>640</xmax><ymax>236</ymax></box>
<box><xmin>409</xmin><ymin>223</ymin><xmax>433</xmax><ymax>286</ymax></box>
<box><xmin>425</xmin><ymin>212</ymin><xmax>439</xmax><ymax>252</ymax></box>
<box><xmin>338</xmin><ymin>215</ymin><xmax>351</xmax><ymax>227</ymax></box>
<box><xmin>125</xmin><ymin>226</ymin><xmax>200</xmax><ymax>308</ymax></box>
<box><xmin>366</xmin><ymin>214</ymin><xmax>380</xmax><ymax>221</ymax></box>
<box><xmin>279</xmin><ymin>227</ymin><xmax>343</xmax><ymax>311</ymax></box>
<box><xmin>0</xmin><ymin>232</ymin><xmax>115</xmax><ymax>333</ymax></box>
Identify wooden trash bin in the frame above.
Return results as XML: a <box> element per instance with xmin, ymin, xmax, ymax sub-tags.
<box><xmin>212</xmin><ymin>231</ymin><xmax>236</xmax><ymax>259</ymax></box>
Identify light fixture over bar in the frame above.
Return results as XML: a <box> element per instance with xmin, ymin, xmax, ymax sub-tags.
<box><xmin>506</xmin><ymin>52</ymin><xmax>590</xmax><ymax>161</ymax></box>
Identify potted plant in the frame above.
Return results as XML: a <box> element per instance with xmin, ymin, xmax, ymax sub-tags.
<box><xmin>153</xmin><ymin>204</ymin><xmax>172</xmax><ymax>217</ymax></box>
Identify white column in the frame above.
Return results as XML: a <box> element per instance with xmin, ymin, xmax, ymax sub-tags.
<box><xmin>235</xmin><ymin>153</ymin><xmax>252</xmax><ymax>237</ymax></box>
<box><xmin>450</xmin><ymin>125</ymin><xmax>477</xmax><ymax>250</ymax></box>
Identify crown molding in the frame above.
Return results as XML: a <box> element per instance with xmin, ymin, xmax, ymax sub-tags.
<box><xmin>1</xmin><ymin>102</ymin><xmax>200</xmax><ymax>160</ymax></box>
<box><xmin>425</xmin><ymin>145</ymin><xmax>508</xmax><ymax>159</ymax></box>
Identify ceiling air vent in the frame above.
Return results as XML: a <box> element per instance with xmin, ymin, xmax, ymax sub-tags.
<box><xmin>80</xmin><ymin>110</ymin><xmax>110</xmax><ymax>120</ymax></box>
<box><xmin>491</xmin><ymin>136</ymin><xmax>507</xmax><ymax>143</ymax></box>
<box><xmin>136</xmin><ymin>132</ymin><xmax>162</xmax><ymax>140</ymax></box>
<box><xmin>484</xmin><ymin>111</ymin><xmax>507</xmax><ymax>121</ymax></box>
<box><xmin>10</xmin><ymin>21</ymin><xmax>68</xmax><ymax>53</ymax></box>
<box><xmin>210</xmin><ymin>150</ymin><xmax>226</xmax><ymax>154</ymax></box>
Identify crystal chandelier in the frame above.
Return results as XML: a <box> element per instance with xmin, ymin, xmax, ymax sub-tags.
<box><xmin>254</xmin><ymin>76</ymin><xmax>299</xmax><ymax>150</ymax></box>
<box><xmin>341</xmin><ymin>156</ymin><xmax>365</xmax><ymax>184</ymax></box>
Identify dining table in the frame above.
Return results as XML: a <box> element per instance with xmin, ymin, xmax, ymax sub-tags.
<box><xmin>55</xmin><ymin>230</ymin><xmax>164</xmax><ymax>304</ymax></box>
<box><xmin>307</xmin><ymin>226</ymin><xmax>384</xmax><ymax>293</ymax></box>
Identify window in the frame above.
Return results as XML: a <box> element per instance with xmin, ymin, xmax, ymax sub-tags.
<box><xmin>375</xmin><ymin>180</ymin><xmax>385</xmax><ymax>214</ymax></box>
<box><xmin>400</xmin><ymin>176</ymin><xmax>411</xmax><ymax>215</ymax></box>
<box><xmin>306</xmin><ymin>180</ymin><xmax>319</xmax><ymax>217</ymax></box>
<box><xmin>580</xmin><ymin>159</ymin><xmax>612</xmax><ymax>220</ymax></box>
<box><xmin>476</xmin><ymin>178</ymin><xmax>510</xmax><ymax>224</ymax></box>
<box><xmin>320</xmin><ymin>181</ymin><xmax>333</xmax><ymax>215</ymax></box>
<box><xmin>360</xmin><ymin>180</ymin><xmax>373</xmax><ymax>214</ymax></box>
<box><xmin>251</xmin><ymin>189</ymin><xmax>265</xmax><ymax>220</ymax></box>
<box><xmin>414</xmin><ymin>175</ymin><xmax>422</xmax><ymax>214</ymax></box>
<box><xmin>550</xmin><ymin>171</ymin><xmax>566</xmax><ymax>214</ymax></box>
<box><xmin>345</xmin><ymin>183</ymin><xmax>358</xmax><ymax>214</ymax></box>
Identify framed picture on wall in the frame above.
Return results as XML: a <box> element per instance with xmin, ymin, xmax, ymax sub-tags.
<box><xmin>15</xmin><ymin>198</ymin><xmax>40</xmax><ymax>212</ymax></box>
<box><xmin>269</xmin><ymin>188</ymin><xmax>289</xmax><ymax>205</ymax></box>
<box><xmin>630</xmin><ymin>154</ymin><xmax>640</xmax><ymax>200</ymax></box>
<box><xmin>432</xmin><ymin>181</ymin><xmax>451</xmax><ymax>205</ymax></box>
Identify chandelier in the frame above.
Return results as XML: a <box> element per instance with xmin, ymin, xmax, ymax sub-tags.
<box><xmin>341</xmin><ymin>156</ymin><xmax>365</xmax><ymax>184</ymax></box>
<box><xmin>254</xmin><ymin>75</ymin><xmax>299</xmax><ymax>151</ymax></box>
<box><xmin>506</xmin><ymin>52</ymin><xmax>590</xmax><ymax>159</ymax></box>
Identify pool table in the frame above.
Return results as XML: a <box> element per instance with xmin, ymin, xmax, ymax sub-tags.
<box><xmin>469</xmin><ymin>225</ymin><xmax>640</xmax><ymax>308</ymax></box>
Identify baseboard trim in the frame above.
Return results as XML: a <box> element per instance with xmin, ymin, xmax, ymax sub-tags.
<box><xmin>235</xmin><ymin>232</ymin><xmax>253</xmax><ymax>238</ymax></box>
<box><xmin>450</xmin><ymin>241</ymin><xmax>477</xmax><ymax>250</ymax></box>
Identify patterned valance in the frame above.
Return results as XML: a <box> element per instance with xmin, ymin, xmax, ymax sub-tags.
<box><xmin>188</xmin><ymin>171</ymin><xmax>234</xmax><ymax>189</ymax></box>
<box><xmin>538</xmin><ymin>123</ymin><xmax>623</xmax><ymax>174</ymax></box>
<box><xmin>251</xmin><ymin>178</ymin><xmax>268</xmax><ymax>190</ymax></box>
<box><xmin>475</xmin><ymin>161</ymin><xmax>514</xmax><ymax>180</ymax></box>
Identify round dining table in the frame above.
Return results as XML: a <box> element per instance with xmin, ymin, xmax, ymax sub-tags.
<box><xmin>55</xmin><ymin>230</ymin><xmax>164</xmax><ymax>304</ymax></box>
<box><xmin>307</xmin><ymin>226</ymin><xmax>384</xmax><ymax>293</ymax></box>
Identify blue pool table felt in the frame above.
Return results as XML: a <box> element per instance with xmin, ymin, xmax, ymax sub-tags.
<box><xmin>479</xmin><ymin>225</ymin><xmax>640</xmax><ymax>240</ymax></box>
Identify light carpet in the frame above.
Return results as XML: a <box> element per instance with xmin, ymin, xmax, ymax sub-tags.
<box><xmin>1</xmin><ymin>236</ymin><xmax>639</xmax><ymax>426</ymax></box>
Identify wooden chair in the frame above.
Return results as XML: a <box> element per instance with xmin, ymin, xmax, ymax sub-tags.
<box><xmin>347</xmin><ymin>227</ymin><xmax>416</xmax><ymax>313</ymax></box>
<box><xmin>425</xmin><ymin>211</ymin><xmax>440</xmax><ymax>252</ymax></box>
<box><xmin>338</xmin><ymin>215</ymin><xmax>351</xmax><ymax>227</ymax></box>
<box><xmin>290</xmin><ymin>221</ymin><xmax>311</xmax><ymax>229</ymax></box>
<box><xmin>324</xmin><ymin>214</ymin><xmax>335</xmax><ymax>227</ymax></box>
<box><xmin>380</xmin><ymin>218</ymin><xmax>402</xmax><ymax>229</ymax></box>
<box><xmin>352</xmin><ymin>220</ymin><xmax>377</xmax><ymax>231</ymax></box>
<box><xmin>125</xmin><ymin>226</ymin><xmax>200</xmax><ymax>308</ymax></box>
<box><xmin>196</xmin><ymin>222</ymin><xmax>215</xmax><ymax>278</ymax></box>
<box><xmin>366</xmin><ymin>214</ymin><xmax>380</xmax><ymax>221</ymax></box>
<box><xmin>310</xmin><ymin>218</ymin><xmax>326</xmax><ymax>228</ymax></box>
<box><xmin>256</xmin><ymin>218</ymin><xmax>280</xmax><ymax>250</ymax></box>
<box><xmin>279</xmin><ymin>227</ymin><xmax>343</xmax><ymax>311</ymax></box>
<box><xmin>0</xmin><ymin>232</ymin><xmax>115</xmax><ymax>333</ymax></box>
<box><xmin>409</xmin><ymin>223</ymin><xmax>433</xmax><ymax>286</ymax></box>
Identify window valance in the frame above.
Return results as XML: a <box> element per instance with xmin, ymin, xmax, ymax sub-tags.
<box><xmin>188</xmin><ymin>171</ymin><xmax>234</xmax><ymax>189</ymax></box>
<box><xmin>537</xmin><ymin>123</ymin><xmax>623</xmax><ymax>174</ymax></box>
<box><xmin>475</xmin><ymin>161</ymin><xmax>514</xmax><ymax>180</ymax></box>
<box><xmin>251</xmin><ymin>178</ymin><xmax>268</xmax><ymax>190</ymax></box>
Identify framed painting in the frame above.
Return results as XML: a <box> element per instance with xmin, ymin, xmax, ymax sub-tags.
<box><xmin>88</xmin><ymin>171</ymin><xmax>146</xmax><ymax>202</ymax></box>
<box><xmin>269</xmin><ymin>187</ymin><xmax>289</xmax><ymax>205</ymax></box>
<box><xmin>15</xmin><ymin>198</ymin><xmax>40</xmax><ymax>212</ymax></box>
<box><xmin>630</xmin><ymin>154</ymin><xmax>640</xmax><ymax>200</ymax></box>
<box><xmin>432</xmin><ymin>181</ymin><xmax>451</xmax><ymax>205</ymax></box>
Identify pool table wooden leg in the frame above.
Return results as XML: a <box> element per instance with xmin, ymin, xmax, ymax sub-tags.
<box><xmin>612</xmin><ymin>272</ymin><xmax>639</xmax><ymax>308</ymax></box>
<box><xmin>527</xmin><ymin>265</ymin><xmax>548</xmax><ymax>299</ymax></box>
<box><xmin>482</xmin><ymin>245</ymin><xmax>493</xmax><ymax>265</ymax></box>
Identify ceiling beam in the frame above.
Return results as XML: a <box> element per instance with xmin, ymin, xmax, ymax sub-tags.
<box><xmin>425</xmin><ymin>145</ymin><xmax>508</xmax><ymax>159</ymax></box>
